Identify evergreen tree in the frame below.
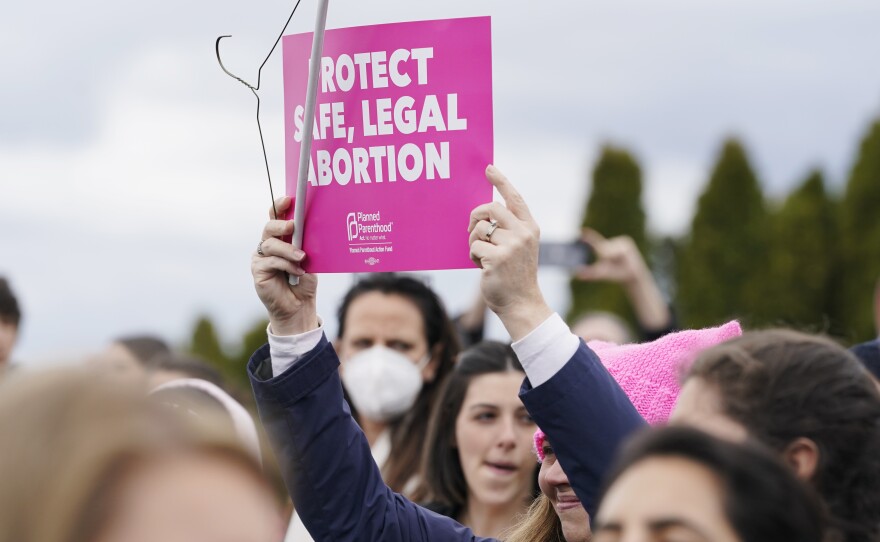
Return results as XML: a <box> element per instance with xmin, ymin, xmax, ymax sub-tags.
<box><xmin>837</xmin><ymin>120</ymin><xmax>880</xmax><ymax>340</ymax></box>
<box><xmin>568</xmin><ymin>145</ymin><xmax>647</xmax><ymax>324</ymax></box>
<box><xmin>189</xmin><ymin>316</ymin><xmax>225</xmax><ymax>361</ymax></box>
<box><xmin>767</xmin><ymin>169</ymin><xmax>837</xmax><ymax>329</ymax></box>
<box><xmin>678</xmin><ymin>138</ymin><xmax>770</xmax><ymax>327</ymax></box>
<box><xmin>231</xmin><ymin>319</ymin><xmax>270</xmax><ymax>368</ymax></box>
<box><xmin>188</xmin><ymin>315</ymin><xmax>234</xmax><ymax>383</ymax></box>
<box><xmin>188</xmin><ymin>316</ymin><xmax>268</xmax><ymax>409</ymax></box>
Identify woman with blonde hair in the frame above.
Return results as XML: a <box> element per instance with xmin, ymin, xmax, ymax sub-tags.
<box><xmin>0</xmin><ymin>366</ymin><xmax>282</xmax><ymax>542</ymax></box>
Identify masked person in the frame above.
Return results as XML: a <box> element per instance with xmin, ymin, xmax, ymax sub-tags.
<box><xmin>277</xmin><ymin>271</ymin><xmax>459</xmax><ymax>542</ymax></box>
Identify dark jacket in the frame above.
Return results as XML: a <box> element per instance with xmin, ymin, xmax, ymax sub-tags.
<box><xmin>248</xmin><ymin>335</ymin><xmax>644</xmax><ymax>542</ymax></box>
<box><xmin>851</xmin><ymin>339</ymin><xmax>880</xmax><ymax>380</ymax></box>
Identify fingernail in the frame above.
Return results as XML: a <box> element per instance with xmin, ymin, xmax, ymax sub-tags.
<box><xmin>293</xmin><ymin>249</ymin><xmax>305</xmax><ymax>259</ymax></box>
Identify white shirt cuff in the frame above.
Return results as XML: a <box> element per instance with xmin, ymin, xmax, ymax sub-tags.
<box><xmin>268</xmin><ymin>317</ymin><xmax>325</xmax><ymax>377</ymax></box>
<box><xmin>511</xmin><ymin>313</ymin><xmax>580</xmax><ymax>388</ymax></box>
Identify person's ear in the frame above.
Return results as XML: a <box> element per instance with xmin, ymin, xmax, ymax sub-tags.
<box><xmin>782</xmin><ymin>437</ymin><xmax>820</xmax><ymax>481</ymax></box>
<box><xmin>421</xmin><ymin>344</ymin><xmax>444</xmax><ymax>383</ymax></box>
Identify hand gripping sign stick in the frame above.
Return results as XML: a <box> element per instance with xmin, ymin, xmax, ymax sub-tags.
<box><xmin>289</xmin><ymin>0</ymin><xmax>330</xmax><ymax>286</ymax></box>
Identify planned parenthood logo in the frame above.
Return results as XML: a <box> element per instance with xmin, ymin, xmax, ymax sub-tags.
<box><xmin>346</xmin><ymin>212</ymin><xmax>359</xmax><ymax>241</ymax></box>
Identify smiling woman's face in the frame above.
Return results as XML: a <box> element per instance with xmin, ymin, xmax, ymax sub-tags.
<box><xmin>537</xmin><ymin>439</ymin><xmax>590</xmax><ymax>542</ymax></box>
<box><xmin>592</xmin><ymin>456</ymin><xmax>741</xmax><ymax>542</ymax></box>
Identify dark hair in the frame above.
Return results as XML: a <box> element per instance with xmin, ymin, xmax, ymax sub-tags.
<box><xmin>146</xmin><ymin>353</ymin><xmax>225</xmax><ymax>388</ymax></box>
<box><xmin>685</xmin><ymin>330</ymin><xmax>880</xmax><ymax>542</ymax></box>
<box><xmin>336</xmin><ymin>273</ymin><xmax>460</xmax><ymax>493</ymax></box>
<box><xmin>0</xmin><ymin>278</ymin><xmax>21</xmax><ymax>327</ymax></box>
<box><xmin>412</xmin><ymin>341</ymin><xmax>536</xmax><ymax>513</ymax></box>
<box><xmin>602</xmin><ymin>426</ymin><xmax>825</xmax><ymax>542</ymax></box>
<box><xmin>115</xmin><ymin>335</ymin><xmax>171</xmax><ymax>365</ymax></box>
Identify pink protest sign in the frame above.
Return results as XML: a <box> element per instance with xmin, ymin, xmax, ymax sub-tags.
<box><xmin>282</xmin><ymin>17</ymin><xmax>493</xmax><ymax>273</ymax></box>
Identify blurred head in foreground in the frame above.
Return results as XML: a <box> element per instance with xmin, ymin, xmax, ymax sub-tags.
<box><xmin>570</xmin><ymin>311</ymin><xmax>633</xmax><ymax>344</ymax></box>
<box><xmin>96</xmin><ymin>336</ymin><xmax>226</xmax><ymax>391</ymax></box>
<box><xmin>0</xmin><ymin>366</ymin><xmax>281</xmax><ymax>542</ymax></box>
<box><xmin>0</xmin><ymin>278</ymin><xmax>21</xmax><ymax>367</ymax></box>
<box><xmin>97</xmin><ymin>335</ymin><xmax>171</xmax><ymax>379</ymax></box>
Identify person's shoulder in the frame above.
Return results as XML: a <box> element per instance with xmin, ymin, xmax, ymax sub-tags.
<box><xmin>851</xmin><ymin>339</ymin><xmax>880</xmax><ymax>380</ymax></box>
<box><xmin>418</xmin><ymin>501</ymin><xmax>460</xmax><ymax>521</ymax></box>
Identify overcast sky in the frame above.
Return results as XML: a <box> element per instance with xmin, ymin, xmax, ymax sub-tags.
<box><xmin>2</xmin><ymin>0</ymin><xmax>879</xmax><ymax>364</ymax></box>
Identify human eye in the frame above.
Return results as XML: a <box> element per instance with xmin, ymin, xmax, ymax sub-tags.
<box><xmin>473</xmin><ymin>410</ymin><xmax>497</xmax><ymax>423</ymax></box>
<box><xmin>657</xmin><ymin>527</ymin><xmax>704</xmax><ymax>542</ymax></box>
<box><xmin>387</xmin><ymin>340</ymin><xmax>414</xmax><ymax>353</ymax></box>
<box><xmin>541</xmin><ymin>443</ymin><xmax>555</xmax><ymax>458</ymax></box>
<box><xmin>518</xmin><ymin>411</ymin><xmax>535</xmax><ymax>426</ymax></box>
<box><xmin>351</xmin><ymin>338</ymin><xmax>373</xmax><ymax>350</ymax></box>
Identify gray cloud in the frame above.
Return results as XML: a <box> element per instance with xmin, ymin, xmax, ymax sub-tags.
<box><xmin>3</xmin><ymin>0</ymin><xmax>880</xmax><ymax>361</ymax></box>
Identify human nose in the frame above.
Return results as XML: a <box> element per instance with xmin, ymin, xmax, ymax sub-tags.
<box><xmin>495</xmin><ymin>416</ymin><xmax>517</xmax><ymax>451</ymax></box>
<box><xmin>543</xmin><ymin>456</ymin><xmax>569</xmax><ymax>486</ymax></box>
<box><xmin>617</xmin><ymin>527</ymin><xmax>649</xmax><ymax>542</ymax></box>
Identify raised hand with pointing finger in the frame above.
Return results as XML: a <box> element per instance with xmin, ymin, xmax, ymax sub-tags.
<box><xmin>468</xmin><ymin>165</ymin><xmax>553</xmax><ymax>341</ymax></box>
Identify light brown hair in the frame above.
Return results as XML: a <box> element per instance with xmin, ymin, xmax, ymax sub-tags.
<box><xmin>0</xmin><ymin>366</ymin><xmax>263</xmax><ymax>542</ymax></box>
<box><xmin>503</xmin><ymin>494</ymin><xmax>565</xmax><ymax>542</ymax></box>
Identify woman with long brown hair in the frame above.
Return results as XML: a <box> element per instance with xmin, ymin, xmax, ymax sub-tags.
<box><xmin>412</xmin><ymin>342</ymin><xmax>538</xmax><ymax>538</ymax></box>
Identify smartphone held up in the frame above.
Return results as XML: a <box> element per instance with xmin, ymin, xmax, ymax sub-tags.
<box><xmin>538</xmin><ymin>240</ymin><xmax>593</xmax><ymax>269</ymax></box>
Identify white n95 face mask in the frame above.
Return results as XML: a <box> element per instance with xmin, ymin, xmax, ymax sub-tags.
<box><xmin>341</xmin><ymin>345</ymin><xmax>430</xmax><ymax>422</ymax></box>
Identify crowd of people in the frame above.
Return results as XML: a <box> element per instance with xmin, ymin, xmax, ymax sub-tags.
<box><xmin>1</xmin><ymin>165</ymin><xmax>879</xmax><ymax>542</ymax></box>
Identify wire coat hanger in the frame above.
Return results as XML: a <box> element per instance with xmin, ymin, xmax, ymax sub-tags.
<box><xmin>215</xmin><ymin>0</ymin><xmax>303</xmax><ymax>220</ymax></box>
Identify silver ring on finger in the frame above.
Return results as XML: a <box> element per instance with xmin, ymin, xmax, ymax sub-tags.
<box><xmin>257</xmin><ymin>240</ymin><xmax>266</xmax><ymax>256</ymax></box>
<box><xmin>485</xmin><ymin>219</ymin><xmax>499</xmax><ymax>241</ymax></box>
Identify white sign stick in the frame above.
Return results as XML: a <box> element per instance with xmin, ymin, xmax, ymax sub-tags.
<box><xmin>290</xmin><ymin>0</ymin><xmax>330</xmax><ymax>286</ymax></box>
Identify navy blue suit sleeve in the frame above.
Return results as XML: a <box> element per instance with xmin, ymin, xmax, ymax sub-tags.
<box><xmin>247</xmin><ymin>337</ymin><xmax>494</xmax><ymax>542</ymax></box>
<box><xmin>519</xmin><ymin>340</ymin><xmax>646</xmax><ymax>518</ymax></box>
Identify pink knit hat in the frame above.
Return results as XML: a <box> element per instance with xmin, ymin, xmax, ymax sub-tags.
<box><xmin>534</xmin><ymin>321</ymin><xmax>742</xmax><ymax>462</ymax></box>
